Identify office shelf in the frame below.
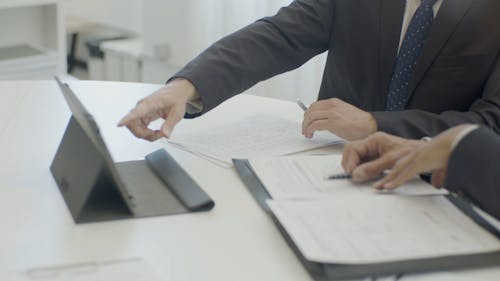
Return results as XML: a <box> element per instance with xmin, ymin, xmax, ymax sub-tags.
<box><xmin>0</xmin><ymin>0</ymin><xmax>65</xmax><ymax>80</ymax></box>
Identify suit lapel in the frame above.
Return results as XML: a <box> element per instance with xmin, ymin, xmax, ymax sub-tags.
<box><xmin>379</xmin><ymin>0</ymin><xmax>406</xmax><ymax>108</ymax></box>
<box><xmin>407</xmin><ymin>0</ymin><xmax>473</xmax><ymax>98</ymax></box>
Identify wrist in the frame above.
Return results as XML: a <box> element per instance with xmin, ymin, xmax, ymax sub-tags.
<box><xmin>367</xmin><ymin>113</ymin><xmax>378</xmax><ymax>135</ymax></box>
<box><xmin>169</xmin><ymin>78</ymin><xmax>200</xmax><ymax>102</ymax></box>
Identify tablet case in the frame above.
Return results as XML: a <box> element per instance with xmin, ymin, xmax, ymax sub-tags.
<box><xmin>233</xmin><ymin>159</ymin><xmax>500</xmax><ymax>280</ymax></box>
<box><xmin>50</xmin><ymin>77</ymin><xmax>214</xmax><ymax>223</ymax></box>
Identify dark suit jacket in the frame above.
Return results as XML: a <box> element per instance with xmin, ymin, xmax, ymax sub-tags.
<box><xmin>173</xmin><ymin>0</ymin><xmax>500</xmax><ymax>138</ymax></box>
<box><xmin>446</xmin><ymin>127</ymin><xmax>500</xmax><ymax>220</ymax></box>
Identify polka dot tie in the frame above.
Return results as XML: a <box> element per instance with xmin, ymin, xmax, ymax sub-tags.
<box><xmin>386</xmin><ymin>0</ymin><xmax>437</xmax><ymax>111</ymax></box>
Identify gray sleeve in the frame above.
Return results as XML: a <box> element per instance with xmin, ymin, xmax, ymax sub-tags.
<box><xmin>445</xmin><ymin>127</ymin><xmax>500</xmax><ymax>220</ymax></box>
<box><xmin>170</xmin><ymin>0</ymin><xmax>336</xmax><ymax>115</ymax></box>
<box><xmin>372</xmin><ymin>53</ymin><xmax>500</xmax><ymax>139</ymax></box>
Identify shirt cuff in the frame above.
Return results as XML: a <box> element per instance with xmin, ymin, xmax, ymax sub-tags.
<box><xmin>451</xmin><ymin>125</ymin><xmax>480</xmax><ymax>151</ymax></box>
<box><xmin>186</xmin><ymin>99</ymin><xmax>203</xmax><ymax>115</ymax></box>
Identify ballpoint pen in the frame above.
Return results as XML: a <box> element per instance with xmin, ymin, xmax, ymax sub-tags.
<box><xmin>326</xmin><ymin>173</ymin><xmax>352</xmax><ymax>180</ymax></box>
<box><xmin>296</xmin><ymin>99</ymin><xmax>308</xmax><ymax>111</ymax></box>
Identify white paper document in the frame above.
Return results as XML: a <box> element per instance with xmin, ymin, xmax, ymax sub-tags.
<box><xmin>168</xmin><ymin>115</ymin><xmax>343</xmax><ymax>167</ymax></box>
<box><xmin>249</xmin><ymin>155</ymin><xmax>448</xmax><ymax>198</ymax></box>
<box><xmin>267</xmin><ymin>196</ymin><xmax>500</xmax><ymax>264</ymax></box>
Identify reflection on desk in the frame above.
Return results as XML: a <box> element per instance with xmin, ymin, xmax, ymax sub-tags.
<box><xmin>18</xmin><ymin>258</ymin><xmax>163</xmax><ymax>281</ymax></box>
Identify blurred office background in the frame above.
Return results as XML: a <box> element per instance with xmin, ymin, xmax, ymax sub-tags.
<box><xmin>0</xmin><ymin>0</ymin><xmax>326</xmax><ymax>103</ymax></box>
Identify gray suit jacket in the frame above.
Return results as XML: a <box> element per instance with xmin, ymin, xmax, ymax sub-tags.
<box><xmin>173</xmin><ymin>0</ymin><xmax>500</xmax><ymax>138</ymax></box>
<box><xmin>446</xmin><ymin>127</ymin><xmax>500</xmax><ymax>220</ymax></box>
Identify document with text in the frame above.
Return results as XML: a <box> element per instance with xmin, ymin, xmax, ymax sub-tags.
<box><xmin>249</xmin><ymin>155</ymin><xmax>448</xmax><ymax>198</ymax></box>
<box><xmin>267</xmin><ymin>196</ymin><xmax>500</xmax><ymax>264</ymax></box>
<box><xmin>167</xmin><ymin>115</ymin><xmax>343</xmax><ymax>167</ymax></box>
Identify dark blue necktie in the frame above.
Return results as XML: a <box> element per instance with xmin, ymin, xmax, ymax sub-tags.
<box><xmin>386</xmin><ymin>0</ymin><xmax>437</xmax><ymax>111</ymax></box>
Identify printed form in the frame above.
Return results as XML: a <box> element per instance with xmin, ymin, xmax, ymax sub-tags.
<box><xmin>268</xmin><ymin>196</ymin><xmax>500</xmax><ymax>264</ymax></box>
<box><xmin>167</xmin><ymin>115</ymin><xmax>343</xmax><ymax>167</ymax></box>
<box><xmin>249</xmin><ymin>155</ymin><xmax>448</xmax><ymax>198</ymax></box>
<box><xmin>244</xmin><ymin>154</ymin><xmax>499</xmax><ymax>265</ymax></box>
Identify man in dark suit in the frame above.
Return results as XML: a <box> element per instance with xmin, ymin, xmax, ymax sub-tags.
<box><xmin>341</xmin><ymin>124</ymin><xmax>500</xmax><ymax>220</ymax></box>
<box><xmin>119</xmin><ymin>0</ymin><xmax>500</xmax><ymax>142</ymax></box>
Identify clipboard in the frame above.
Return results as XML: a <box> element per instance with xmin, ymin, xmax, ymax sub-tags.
<box><xmin>233</xmin><ymin>159</ymin><xmax>500</xmax><ymax>280</ymax></box>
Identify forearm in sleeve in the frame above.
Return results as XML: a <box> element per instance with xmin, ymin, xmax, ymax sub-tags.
<box><xmin>445</xmin><ymin>127</ymin><xmax>500</xmax><ymax>220</ymax></box>
<box><xmin>171</xmin><ymin>0</ymin><xmax>335</xmax><ymax>114</ymax></box>
<box><xmin>372</xmin><ymin>53</ymin><xmax>500</xmax><ymax>139</ymax></box>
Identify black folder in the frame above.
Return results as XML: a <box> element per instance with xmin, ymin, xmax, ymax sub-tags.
<box><xmin>50</xmin><ymin>77</ymin><xmax>214</xmax><ymax>223</ymax></box>
<box><xmin>233</xmin><ymin>159</ymin><xmax>500</xmax><ymax>280</ymax></box>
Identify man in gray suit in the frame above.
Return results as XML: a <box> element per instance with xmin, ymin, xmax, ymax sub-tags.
<box><xmin>119</xmin><ymin>0</ymin><xmax>500</xmax><ymax>141</ymax></box>
<box><xmin>342</xmin><ymin>124</ymin><xmax>500</xmax><ymax>220</ymax></box>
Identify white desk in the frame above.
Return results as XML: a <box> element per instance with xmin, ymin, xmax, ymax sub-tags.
<box><xmin>0</xmin><ymin>80</ymin><xmax>339</xmax><ymax>281</ymax></box>
<box><xmin>0</xmin><ymin>80</ymin><xmax>498</xmax><ymax>281</ymax></box>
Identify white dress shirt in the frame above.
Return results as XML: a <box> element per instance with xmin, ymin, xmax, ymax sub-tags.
<box><xmin>399</xmin><ymin>0</ymin><xmax>444</xmax><ymax>51</ymax></box>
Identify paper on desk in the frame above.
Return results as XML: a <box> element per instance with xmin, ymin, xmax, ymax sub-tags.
<box><xmin>14</xmin><ymin>258</ymin><xmax>164</xmax><ymax>281</ymax></box>
<box><xmin>167</xmin><ymin>115</ymin><xmax>343</xmax><ymax>167</ymax></box>
<box><xmin>249</xmin><ymin>155</ymin><xmax>448</xmax><ymax>198</ymax></box>
<box><xmin>267</xmin><ymin>196</ymin><xmax>500</xmax><ymax>264</ymax></box>
<box><xmin>167</xmin><ymin>141</ymin><xmax>233</xmax><ymax>168</ymax></box>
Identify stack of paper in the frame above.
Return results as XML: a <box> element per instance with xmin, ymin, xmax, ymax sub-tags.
<box><xmin>268</xmin><ymin>197</ymin><xmax>500</xmax><ymax>264</ymax></box>
<box><xmin>248</xmin><ymin>155</ymin><xmax>448</xmax><ymax>198</ymax></box>
<box><xmin>244</xmin><ymin>154</ymin><xmax>500</xmax><ymax>264</ymax></box>
<box><xmin>167</xmin><ymin>115</ymin><xmax>343</xmax><ymax>167</ymax></box>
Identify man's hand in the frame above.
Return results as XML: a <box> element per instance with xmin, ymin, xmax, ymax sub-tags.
<box><xmin>342</xmin><ymin>132</ymin><xmax>423</xmax><ymax>182</ymax></box>
<box><xmin>118</xmin><ymin>79</ymin><xmax>200</xmax><ymax>141</ymax></box>
<box><xmin>373</xmin><ymin>125</ymin><xmax>473</xmax><ymax>190</ymax></box>
<box><xmin>302</xmin><ymin>98</ymin><xmax>377</xmax><ymax>141</ymax></box>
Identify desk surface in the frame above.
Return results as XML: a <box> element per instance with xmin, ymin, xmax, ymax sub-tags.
<box><xmin>1</xmin><ymin>80</ymin><xmax>498</xmax><ymax>281</ymax></box>
<box><xmin>0</xmin><ymin>80</ymin><xmax>342</xmax><ymax>281</ymax></box>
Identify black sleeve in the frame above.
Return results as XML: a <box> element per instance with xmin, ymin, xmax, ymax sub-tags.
<box><xmin>171</xmin><ymin>0</ymin><xmax>335</xmax><ymax>114</ymax></box>
<box><xmin>372</xmin><ymin>53</ymin><xmax>500</xmax><ymax>138</ymax></box>
<box><xmin>445</xmin><ymin>127</ymin><xmax>500</xmax><ymax>220</ymax></box>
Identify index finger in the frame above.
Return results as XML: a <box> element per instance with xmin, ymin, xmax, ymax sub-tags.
<box><xmin>118</xmin><ymin>95</ymin><xmax>160</xmax><ymax>127</ymax></box>
<box><xmin>118</xmin><ymin>105</ymin><xmax>148</xmax><ymax>127</ymax></box>
<box><xmin>124</xmin><ymin>118</ymin><xmax>163</xmax><ymax>140</ymax></box>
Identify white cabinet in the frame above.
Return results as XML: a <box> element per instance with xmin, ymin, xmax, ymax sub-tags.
<box><xmin>0</xmin><ymin>0</ymin><xmax>65</xmax><ymax>80</ymax></box>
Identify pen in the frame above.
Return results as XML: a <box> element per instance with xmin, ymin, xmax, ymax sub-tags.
<box><xmin>296</xmin><ymin>99</ymin><xmax>308</xmax><ymax>111</ymax></box>
<box><xmin>326</xmin><ymin>173</ymin><xmax>352</xmax><ymax>180</ymax></box>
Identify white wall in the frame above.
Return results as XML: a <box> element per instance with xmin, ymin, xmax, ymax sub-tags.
<box><xmin>64</xmin><ymin>0</ymin><xmax>143</xmax><ymax>35</ymax></box>
<box><xmin>142</xmin><ymin>0</ymin><xmax>326</xmax><ymax>103</ymax></box>
<box><xmin>64</xmin><ymin>0</ymin><xmax>327</xmax><ymax>103</ymax></box>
